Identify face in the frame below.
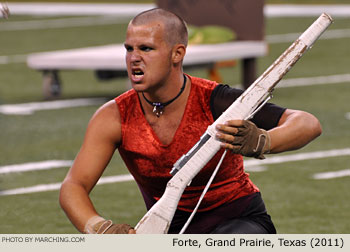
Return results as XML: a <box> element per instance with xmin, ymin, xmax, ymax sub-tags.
<box><xmin>124</xmin><ymin>22</ymin><xmax>173</xmax><ymax>92</ymax></box>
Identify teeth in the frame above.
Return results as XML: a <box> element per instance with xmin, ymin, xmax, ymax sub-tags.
<box><xmin>134</xmin><ymin>70</ymin><xmax>143</xmax><ymax>76</ymax></box>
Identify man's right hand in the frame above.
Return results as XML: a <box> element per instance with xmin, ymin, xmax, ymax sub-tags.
<box><xmin>94</xmin><ymin>220</ymin><xmax>134</xmax><ymax>234</ymax></box>
<box><xmin>84</xmin><ymin>216</ymin><xmax>135</xmax><ymax>234</ymax></box>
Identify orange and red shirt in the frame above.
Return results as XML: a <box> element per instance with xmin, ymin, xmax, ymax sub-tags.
<box><xmin>115</xmin><ymin>75</ymin><xmax>260</xmax><ymax>212</ymax></box>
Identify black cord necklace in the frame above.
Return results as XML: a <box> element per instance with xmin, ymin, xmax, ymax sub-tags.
<box><xmin>142</xmin><ymin>74</ymin><xmax>187</xmax><ymax>117</ymax></box>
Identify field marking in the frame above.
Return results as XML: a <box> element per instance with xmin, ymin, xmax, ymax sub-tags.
<box><xmin>0</xmin><ymin>174</ymin><xmax>134</xmax><ymax>196</ymax></box>
<box><xmin>313</xmin><ymin>169</ymin><xmax>350</xmax><ymax>180</ymax></box>
<box><xmin>0</xmin><ymin>54</ymin><xmax>28</xmax><ymax>64</ymax></box>
<box><xmin>266</xmin><ymin>28</ymin><xmax>350</xmax><ymax>44</ymax></box>
<box><xmin>6</xmin><ymin>3</ymin><xmax>350</xmax><ymax>17</ymax></box>
<box><xmin>6</xmin><ymin>3</ymin><xmax>154</xmax><ymax>17</ymax></box>
<box><xmin>0</xmin><ymin>16</ymin><xmax>129</xmax><ymax>32</ymax></box>
<box><xmin>244</xmin><ymin>148</ymin><xmax>350</xmax><ymax>167</ymax></box>
<box><xmin>0</xmin><ymin>160</ymin><xmax>72</xmax><ymax>174</ymax></box>
<box><xmin>345</xmin><ymin>112</ymin><xmax>350</xmax><ymax>120</ymax></box>
<box><xmin>265</xmin><ymin>4</ymin><xmax>350</xmax><ymax>18</ymax></box>
<box><xmin>0</xmin><ymin>97</ymin><xmax>107</xmax><ymax>115</ymax></box>
<box><xmin>2</xmin><ymin>148</ymin><xmax>350</xmax><ymax>175</ymax></box>
<box><xmin>277</xmin><ymin>74</ymin><xmax>350</xmax><ymax>88</ymax></box>
<box><xmin>244</xmin><ymin>166</ymin><xmax>268</xmax><ymax>172</ymax></box>
<box><xmin>1</xmin><ymin>148</ymin><xmax>350</xmax><ymax>196</ymax></box>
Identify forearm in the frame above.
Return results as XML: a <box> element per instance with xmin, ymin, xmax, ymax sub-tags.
<box><xmin>268</xmin><ymin>110</ymin><xmax>322</xmax><ymax>154</ymax></box>
<box><xmin>59</xmin><ymin>180</ymin><xmax>100</xmax><ymax>233</ymax></box>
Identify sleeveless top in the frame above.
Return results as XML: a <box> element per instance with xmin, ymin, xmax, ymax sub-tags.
<box><xmin>115</xmin><ymin>75</ymin><xmax>259</xmax><ymax>212</ymax></box>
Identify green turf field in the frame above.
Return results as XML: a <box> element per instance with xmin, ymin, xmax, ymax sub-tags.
<box><xmin>0</xmin><ymin>2</ymin><xmax>350</xmax><ymax>234</ymax></box>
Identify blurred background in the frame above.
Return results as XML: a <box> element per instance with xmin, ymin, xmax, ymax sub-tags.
<box><xmin>0</xmin><ymin>0</ymin><xmax>349</xmax><ymax>233</ymax></box>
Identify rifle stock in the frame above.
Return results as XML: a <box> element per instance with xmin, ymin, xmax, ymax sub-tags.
<box><xmin>135</xmin><ymin>13</ymin><xmax>333</xmax><ymax>234</ymax></box>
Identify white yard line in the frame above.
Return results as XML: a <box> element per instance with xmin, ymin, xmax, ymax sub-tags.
<box><xmin>266</xmin><ymin>28</ymin><xmax>350</xmax><ymax>44</ymax></box>
<box><xmin>1</xmin><ymin>148</ymin><xmax>350</xmax><ymax>196</ymax></box>
<box><xmin>244</xmin><ymin>166</ymin><xmax>268</xmax><ymax>172</ymax></box>
<box><xmin>0</xmin><ymin>16</ymin><xmax>129</xmax><ymax>32</ymax></box>
<box><xmin>277</xmin><ymin>74</ymin><xmax>350</xmax><ymax>88</ymax></box>
<box><xmin>6</xmin><ymin>3</ymin><xmax>155</xmax><ymax>17</ymax></box>
<box><xmin>0</xmin><ymin>174</ymin><xmax>134</xmax><ymax>196</ymax></box>
<box><xmin>265</xmin><ymin>4</ymin><xmax>350</xmax><ymax>18</ymax></box>
<box><xmin>5</xmin><ymin>3</ymin><xmax>350</xmax><ymax>17</ymax></box>
<box><xmin>0</xmin><ymin>160</ymin><xmax>72</xmax><ymax>174</ymax></box>
<box><xmin>0</xmin><ymin>54</ymin><xmax>28</xmax><ymax>64</ymax></box>
<box><xmin>345</xmin><ymin>112</ymin><xmax>350</xmax><ymax>120</ymax></box>
<box><xmin>7</xmin><ymin>148</ymin><xmax>349</xmax><ymax>175</ymax></box>
<box><xmin>0</xmin><ymin>97</ymin><xmax>107</xmax><ymax>115</ymax></box>
<box><xmin>313</xmin><ymin>169</ymin><xmax>350</xmax><ymax>180</ymax></box>
<box><xmin>0</xmin><ymin>182</ymin><xmax>62</xmax><ymax>196</ymax></box>
<box><xmin>244</xmin><ymin>148</ymin><xmax>350</xmax><ymax>167</ymax></box>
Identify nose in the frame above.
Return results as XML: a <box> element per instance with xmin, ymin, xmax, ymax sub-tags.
<box><xmin>129</xmin><ymin>50</ymin><xmax>141</xmax><ymax>63</ymax></box>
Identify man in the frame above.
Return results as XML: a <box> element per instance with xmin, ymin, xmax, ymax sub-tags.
<box><xmin>59</xmin><ymin>8</ymin><xmax>322</xmax><ymax>234</ymax></box>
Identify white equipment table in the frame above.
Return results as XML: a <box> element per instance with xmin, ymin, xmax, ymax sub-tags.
<box><xmin>27</xmin><ymin>41</ymin><xmax>267</xmax><ymax>98</ymax></box>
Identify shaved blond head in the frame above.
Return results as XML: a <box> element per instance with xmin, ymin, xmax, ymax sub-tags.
<box><xmin>130</xmin><ymin>8</ymin><xmax>188</xmax><ymax>47</ymax></box>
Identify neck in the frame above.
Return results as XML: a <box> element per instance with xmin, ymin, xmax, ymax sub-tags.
<box><xmin>142</xmin><ymin>74</ymin><xmax>187</xmax><ymax>117</ymax></box>
<box><xmin>148</xmin><ymin>72</ymin><xmax>186</xmax><ymax>101</ymax></box>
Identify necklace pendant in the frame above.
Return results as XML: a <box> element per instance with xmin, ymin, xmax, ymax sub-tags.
<box><xmin>142</xmin><ymin>74</ymin><xmax>186</xmax><ymax>118</ymax></box>
<box><xmin>153</xmin><ymin>105</ymin><xmax>163</xmax><ymax>117</ymax></box>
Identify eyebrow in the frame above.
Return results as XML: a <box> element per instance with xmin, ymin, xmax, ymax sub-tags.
<box><xmin>124</xmin><ymin>43</ymin><xmax>155</xmax><ymax>49</ymax></box>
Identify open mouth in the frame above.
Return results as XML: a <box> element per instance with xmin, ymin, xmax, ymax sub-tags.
<box><xmin>132</xmin><ymin>69</ymin><xmax>144</xmax><ymax>81</ymax></box>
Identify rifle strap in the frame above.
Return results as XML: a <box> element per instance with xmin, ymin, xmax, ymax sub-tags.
<box><xmin>179</xmin><ymin>150</ymin><xmax>228</xmax><ymax>234</ymax></box>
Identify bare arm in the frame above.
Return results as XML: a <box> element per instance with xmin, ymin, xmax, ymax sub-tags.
<box><xmin>216</xmin><ymin>109</ymin><xmax>322</xmax><ymax>156</ymax></box>
<box><xmin>59</xmin><ymin>100</ymin><xmax>123</xmax><ymax>233</ymax></box>
<box><xmin>268</xmin><ymin>109</ymin><xmax>322</xmax><ymax>153</ymax></box>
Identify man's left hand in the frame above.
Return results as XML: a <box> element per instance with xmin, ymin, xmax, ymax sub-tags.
<box><xmin>215</xmin><ymin>120</ymin><xmax>270</xmax><ymax>159</ymax></box>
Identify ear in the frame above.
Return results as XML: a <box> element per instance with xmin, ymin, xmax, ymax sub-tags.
<box><xmin>172</xmin><ymin>44</ymin><xmax>186</xmax><ymax>64</ymax></box>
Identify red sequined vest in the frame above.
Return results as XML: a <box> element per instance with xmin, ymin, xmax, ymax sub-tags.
<box><xmin>115</xmin><ymin>75</ymin><xmax>259</xmax><ymax>212</ymax></box>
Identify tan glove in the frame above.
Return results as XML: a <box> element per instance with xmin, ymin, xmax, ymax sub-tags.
<box><xmin>216</xmin><ymin>120</ymin><xmax>271</xmax><ymax>159</ymax></box>
<box><xmin>84</xmin><ymin>216</ymin><xmax>133</xmax><ymax>234</ymax></box>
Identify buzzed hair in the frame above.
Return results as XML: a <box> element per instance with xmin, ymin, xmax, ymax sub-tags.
<box><xmin>130</xmin><ymin>8</ymin><xmax>188</xmax><ymax>47</ymax></box>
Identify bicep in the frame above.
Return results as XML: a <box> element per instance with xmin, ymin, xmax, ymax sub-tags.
<box><xmin>268</xmin><ymin>108</ymin><xmax>322</xmax><ymax>153</ymax></box>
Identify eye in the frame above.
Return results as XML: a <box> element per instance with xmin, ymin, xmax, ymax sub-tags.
<box><xmin>140</xmin><ymin>46</ymin><xmax>153</xmax><ymax>52</ymax></box>
<box><xmin>124</xmin><ymin>45</ymin><xmax>133</xmax><ymax>52</ymax></box>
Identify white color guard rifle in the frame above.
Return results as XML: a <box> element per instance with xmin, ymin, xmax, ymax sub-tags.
<box><xmin>135</xmin><ymin>13</ymin><xmax>333</xmax><ymax>234</ymax></box>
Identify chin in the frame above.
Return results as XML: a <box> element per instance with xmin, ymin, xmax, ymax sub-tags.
<box><xmin>131</xmin><ymin>82</ymin><xmax>146</xmax><ymax>92</ymax></box>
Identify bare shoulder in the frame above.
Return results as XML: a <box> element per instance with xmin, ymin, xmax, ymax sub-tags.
<box><xmin>92</xmin><ymin>99</ymin><xmax>120</xmax><ymax>121</ymax></box>
<box><xmin>86</xmin><ymin>99</ymin><xmax>122</xmax><ymax>145</ymax></box>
